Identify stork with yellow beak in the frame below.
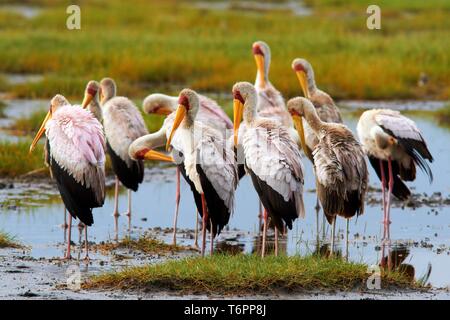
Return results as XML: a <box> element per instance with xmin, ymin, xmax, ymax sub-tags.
<box><xmin>165</xmin><ymin>88</ymin><xmax>238</xmax><ymax>257</ymax></box>
<box><xmin>291</xmin><ymin>58</ymin><xmax>343</xmax><ymax>240</ymax></box>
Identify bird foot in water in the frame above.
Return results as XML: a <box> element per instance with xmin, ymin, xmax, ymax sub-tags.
<box><xmin>83</xmin><ymin>255</ymin><xmax>90</xmax><ymax>263</ymax></box>
<box><xmin>112</xmin><ymin>211</ymin><xmax>120</xmax><ymax>218</ymax></box>
<box><xmin>61</xmin><ymin>223</ymin><xmax>68</xmax><ymax>229</ymax></box>
<box><xmin>124</xmin><ymin>211</ymin><xmax>131</xmax><ymax>217</ymax></box>
<box><xmin>381</xmin><ymin>219</ymin><xmax>391</xmax><ymax>225</ymax></box>
<box><xmin>62</xmin><ymin>254</ymin><xmax>72</xmax><ymax>261</ymax></box>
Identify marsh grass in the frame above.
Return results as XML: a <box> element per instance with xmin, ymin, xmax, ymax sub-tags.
<box><xmin>0</xmin><ymin>231</ymin><xmax>21</xmax><ymax>249</ymax></box>
<box><xmin>0</xmin><ymin>0</ymin><xmax>448</xmax><ymax>100</ymax></box>
<box><xmin>435</xmin><ymin>104</ymin><xmax>450</xmax><ymax>128</ymax></box>
<box><xmin>94</xmin><ymin>236</ymin><xmax>192</xmax><ymax>255</ymax></box>
<box><xmin>85</xmin><ymin>254</ymin><xmax>416</xmax><ymax>294</ymax></box>
<box><xmin>0</xmin><ymin>140</ymin><xmax>45</xmax><ymax>177</ymax></box>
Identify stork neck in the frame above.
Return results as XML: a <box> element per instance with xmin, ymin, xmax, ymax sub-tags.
<box><xmin>89</xmin><ymin>96</ymin><xmax>103</xmax><ymax>122</ymax></box>
<box><xmin>243</xmin><ymin>94</ymin><xmax>258</xmax><ymax>125</ymax></box>
<box><xmin>303</xmin><ymin>103</ymin><xmax>323</xmax><ymax>133</ymax></box>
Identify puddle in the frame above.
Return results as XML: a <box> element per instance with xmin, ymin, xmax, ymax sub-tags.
<box><xmin>1</xmin><ymin>102</ymin><xmax>450</xmax><ymax>296</ymax></box>
<box><xmin>195</xmin><ymin>0</ymin><xmax>312</xmax><ymax>17</ymax></box>
<box><xmin>0</xmin><ymin>5</ymin><xmax>41</xmax><ymax>19</ymax></box>
<box><xmin>0</xmin><ymin>99</ymin><xmax>47</xmax><ymax>142</ymax></box>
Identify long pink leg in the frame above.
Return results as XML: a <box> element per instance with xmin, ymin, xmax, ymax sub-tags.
<box><xmin>386</xmin><ymin>157</ymin><xmax>394</xmax><ymax>270</ymax></box>
<box><xmin>274</xmin><ymin>226</ymin><xmax>279</xmax><ymax>257</ymax></box>
<box><xmin>113</xmin><ymin>176</ymin><xmax>120</xmax><ymax>217</ymax></box>
<box><xmin>65</xmin><ymin>215</ymin><xmax>72</xmax><ymax>259</ymax></box>
<box><xmin>172</xmin><ymin>168</ymin><xmax>181</xmax><ymax>246</ymax></box>
<box><xmin>194</xmin><ymin>210</ymin><xmax>199</xmax><ymax>248</ymax></box>
<box><xmin>114</xmin><ymin>213</ymin><xmax>119</xmax><ymax>242</ymax></box>
<box><xmin>201</xmin><ymin>194</ymin><xmax>208</xmax><ymax>257</ymax></box>
<box><xmin>210</xmin><ymin>220</ymin><xmax>214</xmax><ymax>255</ymax></box>
<box><xmin>261</xmin><ymin>209</ymin><xmax>268</xmax><ymax>258</ymax></box>
<box><xmin>126</xmin><ymin>190</ymin><xmax>132</xmax><ymax>232</ymax></box>
<box><xmin>379</xmin><ymin>159</ymin><xmax>387</xmax><ymax>268</ymax></box>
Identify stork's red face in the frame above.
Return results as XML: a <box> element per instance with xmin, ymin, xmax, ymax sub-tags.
<box><xmin>292</xmin><ymin>60</ymin><xmax>310</xmax><ymax>99</ymax></box>
<box><xmin>82</xmin><ymin>81</ymin><xmax>99</xmax><ymax>109</ymax></box>
<box><xmin>166</xmin><ymin>94</ymin><xmax>189</xmax><ymax>150</ymax></box>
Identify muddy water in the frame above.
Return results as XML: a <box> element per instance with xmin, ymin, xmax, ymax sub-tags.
<box><xmin>1</xmin><ymin>102</ymin><xmax>450</xmax><ymax>292</ymax></box>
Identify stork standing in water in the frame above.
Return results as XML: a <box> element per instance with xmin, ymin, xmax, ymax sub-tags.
<box><xmin>30</xmin><ymin>95</ymin><xmax>105</xmax><ymax>259</ymax></box>
<box><xmin>288</xmin><ymin>97</ymin><xmax>368</xmax><ymax>258</ymax></box>
<box><xmin>93</xmin><ymin>78</ymin><xmax>148</xmax><ymax>235</ymax></box>
<box><xmin>291</xmin><ymin>58</ymin><xmax>343</xmax><ymax>240</ymax></box>
<box><xmin>141</xmin><ymin>93</ymin><xmax>233</xmax><ymax>246</ymax></box>
<box><xmin>233</xmin><ymin>82</ymin><xmax>305</xmax><ymax>257</ymax></box>
<box><xmin>252</xmin><ymin>41</ymin><xmax>294</xmax><ymax>234</ymax></box>
<box><xmin>357</xmin><ymin>109</ymin><xmax>433</xmax><ymax>267</ymax></box>
<box><xmin>164</xmin><ymin>89</ymin><xmax>238</xmax><ymax>256</ymax></box>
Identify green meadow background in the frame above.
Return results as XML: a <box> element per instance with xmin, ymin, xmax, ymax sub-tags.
<box><xmin>0</xmin><ymin>0</ymin><xmax>449</xmax><ymax>101</ymax></box>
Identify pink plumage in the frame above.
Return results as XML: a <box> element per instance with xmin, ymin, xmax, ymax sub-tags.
<box><xmin>46</xmin><ymin>104</ymin><xmax>106</xmax><ymax>203</ymax></box>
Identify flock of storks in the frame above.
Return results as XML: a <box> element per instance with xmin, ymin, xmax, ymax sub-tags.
<box><xmin>28</xmin><ymin>41</ymin><xmax>433</xmax><ymax>268</ymax></box>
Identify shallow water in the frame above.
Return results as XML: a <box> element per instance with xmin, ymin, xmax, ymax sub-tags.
<box><xmin>0</xmin><ymin>5</ymin><xmax>41</xmax><ymax>19</ymax></box>
<box><xmin>1</xmin><ymin>104</ymin><xmax>450</xmax><ymax>289</ymax></box>
<box><xmin>195</xmin><ymin>0</ymin><xmax>312</xmax><ymax>17</ymax></box>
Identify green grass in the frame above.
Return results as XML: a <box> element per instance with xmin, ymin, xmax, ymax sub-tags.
<box><xmin>0</xmin><ymin>140</ymin><xmax>46</xmax><ymax>177</ymax></box>
<box><xmin>94</xmin><ymin>236</ymin><xmax>192</xmax><ymax>255</ymax></box>
<box><xmin>7</xmin><ymin>109</ymin><xmax>48</xmax><ymax>135</ymax></box>
<box><xmin>85</xmin><ymin>254</ymin><xmax>416</xmax><ymax>294</ymax></box>
<box><xmin>0</xmin><ymin>231</ymin><xmax>21</xmax><ymax>249</ymax></box>
<box><xmin>435</xmin><ymin>104</ymin><xmax>450</xmax><ymax>128</ymax></box>
<box><xmin>0</xmin><ymin>0</ymin><xmax>447</xmax><ymax>100</ymax></box>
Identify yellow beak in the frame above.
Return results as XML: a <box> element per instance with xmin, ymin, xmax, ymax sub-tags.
<box><xmin>233</xmin><ymin>99</ymin><xmax>244</xmax><ymax>147</ymax></box>
<box><xmin>254</xmin><ymin>54</ymin><xmax>266</xmax><ymax>88</ymax></box>
<box><xmin>166</xmin><ymin>104</ymin><xmax>186</xmax><ymax>151</ymax></box>
<box><xmin>296</xmin><ymin>71</ymin><xmax>310</xmax><ymax>99</ymax></box>
<box><xmin>143</xmin><ymin>150</ymin><xmax>174</xmax><ymax>162</ymax></box>
<box><xmin>81</xmin><ymin>92</ymin><xmax>94</xmax><ymax>109</ymax></box>
<box><xmin>29</xmin><ymin>110</ymin><xmax>52</xmax><ymax>153</ymax></box>
<box><xmin>292</xmin><ymin>114</ymin><xmax>312</xmax><ymax>161</ymax></box>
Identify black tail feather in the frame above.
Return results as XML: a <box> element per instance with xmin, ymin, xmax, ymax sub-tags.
<box><xmin>107</xmin><ymin>141</ymin><xmax>144</xmax><ymax>191</ymax></box>
<box><xmin>368</xmin><ymin>156</ymin><xmax>411</xmax><ymax>201</ymax></box>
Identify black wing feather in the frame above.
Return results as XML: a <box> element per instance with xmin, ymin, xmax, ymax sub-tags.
<box><xmin>247</xmin><ymin>167</ymin><xmax>298</xmax><ymax>230</ymax></box>
<box><xmin>106</xmin><ymin>141</ymin><xmax>144</xmax><ymax>191</ymax></box>
<box><xmin>368</xmin><ymin>156</ymin><xmax>411</xmax><ymax>201</ymax></box>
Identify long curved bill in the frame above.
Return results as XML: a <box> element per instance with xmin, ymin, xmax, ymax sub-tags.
<box><xmin>292</xmin><ymin>114</ymin><xmax>312</xmax><ymax>160</ymax></box>
<box><xmin>296</xmin><ymin>71</ymin><xmax>310</xmax><ymax>99</ymax></box>
<box><xmin>254</xmin><ymin>54</ymin><xmax>266</xmax><ymax>87</ymax></box>
<box><xmin>143</xmin><ymin>150</ymin><xmax>174</xmax><ymax>162</ymax></box>
<box><xmin>166</xmin><ymin>104</ymin><xmax>186</xmax><ymax>151</ymax></box>
<box><xmin>29</xmin><ymin>110</ymin><xmax>52</xmax><ymax>153</ymax></box>
<box><xmin>81</xmin><ymin>92</ymin><xmax>94</xmax><ymax>109</ymax></box>
<box><xmin>233</xmin><ymin>99</ymin><xmax>244</xmax><ymax>147</ymax></box>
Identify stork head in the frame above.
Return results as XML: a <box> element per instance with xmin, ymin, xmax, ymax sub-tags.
<box><xmin>287</xmin><ymin>96</ymin><xmax>316</xmax><ymax>159</ymax></box>
<box><xmin>252</xmin><ymin>40</ymin><xmax>271</xmax><ymax>88</ymax></box>
<box><xmin>81</xmin><ymin>80</ymin><xmax>100</xmax><ymax>109</ymax></box>
<box><xmin>291</xmin><ymin>58</ymin><xmax>316</xmax><ymax>99</ymax></box>
<box><xmin>166</xmin><ymin>88</ymin><xmax>200</xmax><ymax>150</ymax></box>
<box><xmin>129</xmin><ymin>134</ymin><xmax>174</xmax><ymax>163</ymax></box>
<box><xmin>29</xmin><ymin>94</ymin><xmax>70</xmax><ymax>153</ymax></box>
<box><xmin>143</xmin><ymin>93</ymin><xmax>177</xmax><ymax>116</ymax></box>
<box><xmin>232</xmin><ymin>82</ymin><xmax>257</xmax><ymax>146</ymax></box>
<box><xmin>99</xmin><ymin>77</ymin><xmax>117</xmax><ymax>104</ymax></box>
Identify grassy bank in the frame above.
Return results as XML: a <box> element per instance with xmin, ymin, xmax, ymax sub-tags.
<box><xmin>0</xmin><ymin>0</ymin><xmax>448</xmax><ymax>100</ymax></box>
<box><xmin>0</xmin><ymin>231</ymin><xmax>20</xmax><ymax>249</ymax></box>
<box><xmin>85</xmin><ymin>254</ymin><xmax>415</xmax><ymax>294</ymax></box>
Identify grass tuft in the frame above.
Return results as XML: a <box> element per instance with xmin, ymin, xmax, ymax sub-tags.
<box><xmin>0</xmin><ymin>140</ymin><xmax>46</xmax><ymax>177</ymax></box>
<box><xmin>0</xmin><ymin>231</ymin><xmax>21</xmax><ymax>249</ymax></box>
<box><xmin>85</xmin><ymin>254</ymin><xmax>417</xmax><ymax>294</ymax></box>
<box><xmin>94</xmin><ymin>236</ymin><xmax>193</xmax><ymax>255</ymax></box>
